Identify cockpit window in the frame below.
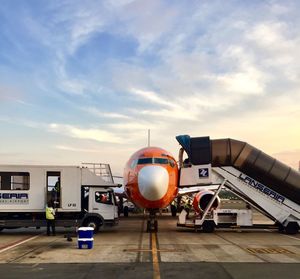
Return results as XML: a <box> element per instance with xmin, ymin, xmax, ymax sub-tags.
<box><xmin>153</xmin><ymin>158</ymin><xmax>168</xmax><ymax>164</ymax></box>
<box><xmin>130</xmin><ymin>160</ymin><xmax>137</xmax><ymax>168</ymax></box>
<box><xmin>168</xmin><ymin>159</ymin><xmax>175</xmax><ymax>168</ymax></box>
<box><xmin>137</xmin><ymin>157</ymin><xmax>172</xmax><ymax>165</ymax></box>
<box><xmin>137</xmin><ymin>158</ymin><xmax>153</xmax><ymax>165</ymax></box>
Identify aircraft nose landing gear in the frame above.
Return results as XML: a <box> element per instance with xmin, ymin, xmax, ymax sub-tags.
<box><xmin>146</xmin><ymin>210</ymin><xmax>158</xmax><ymax>232</ymax></box>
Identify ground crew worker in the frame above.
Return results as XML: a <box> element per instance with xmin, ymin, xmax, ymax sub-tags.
<box><xmin>185</xmin><ymin>199</ymin><xmax>192</xmax><ymax>218</ymax></box>
<box><xmin>171</xmin><ymin>200</ymin><xmax>177</xmax><ymax>217</ymax></box>
<box><xmin>54</xmin><ymin>177</ymin><xmax>60</xmax><ymax>195</ymax></box>
<box><xmin>52</xmin><ymin>177</ymin><xmax>60</xmax><ymax>206</ymax></box>
<box><xmin>46</xmin><ymin>202</ymin><xmax>56</xmax><ymax>236</ymax></box>
<box><xmin>101</xmin><ymin>194</ymin><xmax>108</xmax><ymax>203</ymax></box>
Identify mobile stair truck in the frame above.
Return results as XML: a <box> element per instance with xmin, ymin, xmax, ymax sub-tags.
<box><xmin>176</xmin><ymin>135</ymin><xmax>300</xmax><ymax>234</ymax></box>
<box><xmin>0</xmin><ymin>163</ymin><xmax>119</xmax><ymax>232</ymax></box>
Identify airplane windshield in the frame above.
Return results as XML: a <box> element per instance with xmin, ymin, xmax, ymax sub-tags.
<box><xmin>137</xmin><ymin>158</ymin><xmax>169</xmax><ymax>165</ymax></box>
<box><xmin>137</xmin><ymin>158</ymin><xmax>153</xmax><ymax>165</ymax></box>
<box><xmin>153</xmin><ymin>158</ymin><xmax>168</xmax><ymax>164</ymax></box>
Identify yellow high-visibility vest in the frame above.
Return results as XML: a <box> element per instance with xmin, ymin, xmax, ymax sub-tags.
<box><xmin>46</xmin><ymin>206</ymin><xmax>55</xmax><ymax>220</ymax></box>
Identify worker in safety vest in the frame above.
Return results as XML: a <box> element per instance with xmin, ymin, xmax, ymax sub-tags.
<box><xmin>46</xmin><ymin>202</ymin><xmax>56</xmax><ymax>236</ymax></box>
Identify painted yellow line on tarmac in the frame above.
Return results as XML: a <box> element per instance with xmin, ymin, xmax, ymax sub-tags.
<box><xmin>151</xmin><ymin>232</ymin><xmax>161</xmax><ymax>279</ymax></box>
<box><xmin>246</xmin><ymin>247</ymin><xmax>294</xmax><ymax>254</ymax></box>
<box><xmin>0</xmin><ymin>235</ymin><xmax>40</xmax><ymax>254</ymax></box>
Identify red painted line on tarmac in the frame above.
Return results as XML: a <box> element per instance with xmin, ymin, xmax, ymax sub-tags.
<box><xmin>0</xmin><ymin>234</ymin><xmax>41</xmax><ymax>253</ymax></box>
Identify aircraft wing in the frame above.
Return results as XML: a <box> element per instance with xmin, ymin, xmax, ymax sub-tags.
<box><xmin>112</xmin><ymin>185</ymin><xmax>128</xmax><ymax>198</ymax></box>
<box><xmin>178</xmin><ymin>185</ymin><xmax>220</xmax><ymax>196</ymax></box>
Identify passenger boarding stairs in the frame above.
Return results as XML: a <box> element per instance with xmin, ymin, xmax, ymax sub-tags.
<box><xmin>176</xmin><ymin>135</ymin><xmax>300</xmax><ymax>234</ymax></box>
<box><xmin>212</xmin><ymin>167</ymin><xmax>300</xmax><ymax>233</ymax></box>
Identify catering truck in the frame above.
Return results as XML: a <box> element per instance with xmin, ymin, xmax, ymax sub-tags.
<box><xmin>0</xmin><ymin>163</ymin><xmax>119</xmax><ymax>232</ymax></box>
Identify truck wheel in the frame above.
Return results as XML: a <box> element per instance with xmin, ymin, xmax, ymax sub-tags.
<box><xmin>285</xmin><ymin>222</ymin><xmax>299</xmax><ymax>235</ymax></box>
<box><xmin>84</xmin><ymin>218</ymin><xmax>101</xmax><ymax>233</ymax></box>
<box><xmin>124</xmin><ymin>206</ymin><xmax>129</xmax><ymax>217</ymax></box>
<box><xmin>202</xmin><ymin>221</ymin><xmax>215</xmax><ymax>233</ymax></box>
<box><xmin>0</xmin><ymin>227</ymin><xmax>4</xmax><ymax>232</ymax></box>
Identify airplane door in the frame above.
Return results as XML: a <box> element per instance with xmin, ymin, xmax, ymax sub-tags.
<box><xmin>46</xmin><ymin>171</ymin><xmax>61</xmax><ymax>208</ymax></box>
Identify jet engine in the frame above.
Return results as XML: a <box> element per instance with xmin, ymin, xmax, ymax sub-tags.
<box><xmin>192</xmin><ymin>190</ymin><xmax>220</xmax><ymax>213</ymax></box>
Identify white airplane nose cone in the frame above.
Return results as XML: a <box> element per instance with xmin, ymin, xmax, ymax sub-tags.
<box><xmin>138</xmin><ymin>166</ymin><xmax>169</xmax><ymax>201</ymax></box>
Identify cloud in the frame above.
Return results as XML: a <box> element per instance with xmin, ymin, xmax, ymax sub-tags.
<box><xmin>246</xmin><ymin>21</ymin><xmax>291</xmax><ymax>50</ymax></box>
<box><xmin>55</xmin><ymin>145</ymin><xmax>103</xmax><ymax>153</ymax></box>
<box><xmin>108</xmin><ymin>121</ymin><xmax>151</xmax><ymax>131</ymax></box>
<box><xmin>0</xmin><ymin>85</ymin><xmax>25</xmax><ymax>102</ymax></box>
<box><xmin>68</xmin><ymin>14</ymin><xmax>106</xmax><ymax>55</ymax></box>
<box><xmin>272</xmin><ymin>149</ymin><xmax>300</xmax><ymax>171</ymax></box>
<box><xmin>82</xmin><ymin>107</ymin><xmax>131</xmax><ymax>119</ymax></box>
<box><xmin>48</xmin><ymin>123</ymin><xmax>122</xmax><ymax>143</ymax></box>
<box><xmin>130</xmin><ymin>88</ymin><xmax>175</xmax><ymax>107</ymax></box>
<box><xmin>1</xmin><ymin>1</ymin><xmax>300</xmax><ymax>172</ymax></box>
<box><xmin>58</xmin><ymin>79</ymin><xmax>89</xmax><ymax>95</ymax></box>
<box><xmin>116</xmin><ymin>0</ymin><xmax>180</xmax><ymax>52</ymax></box>
<box><xmin>128</xmin><ymin>88</ymin><xmax>206</xmax><ymax>121</ymax></box>
<box><xmin>216</xmin><ymin>70</ymin><xmax>264</xmax><ymax>95</ymax></box>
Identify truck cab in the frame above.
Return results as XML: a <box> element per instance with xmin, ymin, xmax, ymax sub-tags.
<box><xmin>82</xmin><ymin>187</ymin><xmax>119</xmax><ymax>232</ymax></box>
<box><xmin>89</xmin><ymin>188</ymin><xmax>118</xmax><ymax>220</ymax></box>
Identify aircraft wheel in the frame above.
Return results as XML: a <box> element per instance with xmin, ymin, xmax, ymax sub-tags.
<box><xmin>124</xmin><ymin>206</ymin><xmax>129</xmax><ymax>217</ymax></box>
<box><xmin>154</xmin><ymin>220</ymin><xmax>158</xmax><ymax>232</ymax></box>
<box><xmin>202</xmin><ymin>221</ymin><xmax>215</xmax><ymax>233</ymax></box>
<box><xmin>285</xmin><ymin>222</ymin><xmax>299</xmax><ymax>235</ymax></box>
<box><xmin>146</xmin><ymin>220</ymin><xmax>150</xmax><ymax>232</ymax></box>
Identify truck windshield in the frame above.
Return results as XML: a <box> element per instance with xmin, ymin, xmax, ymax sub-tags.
<box><xmin>95</xmin><ymin>191</ymin><xmax>112</xmax><ymax>204</ymax></box>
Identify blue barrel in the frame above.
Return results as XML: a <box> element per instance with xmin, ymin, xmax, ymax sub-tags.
<box><xmin>78</xmin><ymin>227</ymin><xmax>94</xmax><ymax>239</ymax></box>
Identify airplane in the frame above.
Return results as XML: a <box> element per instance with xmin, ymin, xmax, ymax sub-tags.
<box><xmin>123</xmin><ymin>146</ymin><xmax>220</xmax><ymax>232</ymax></box>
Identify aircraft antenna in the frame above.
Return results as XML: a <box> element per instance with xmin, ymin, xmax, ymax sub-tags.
<box><xmin>148</xmin><ymin>129</ymin><xmax>150</xmax><ymax>147</ymax></box>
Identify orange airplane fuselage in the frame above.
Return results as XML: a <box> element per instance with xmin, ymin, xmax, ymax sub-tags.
<box><xmin>123</xmin><ymin>147</ymin><xmax>179</xmax><ymax>209</ymax></box>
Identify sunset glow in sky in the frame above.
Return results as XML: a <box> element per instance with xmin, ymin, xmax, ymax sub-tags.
<box><xmin>0</xmin><ymin>0</ymin><xmax>299</xmax><ymax>174</ymax></box>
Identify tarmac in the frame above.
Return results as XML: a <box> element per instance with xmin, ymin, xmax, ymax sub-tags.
<box><xmin>0</xmin><ymin>211</ymin><xmax>299</xmax><ymax>279</ymax></box>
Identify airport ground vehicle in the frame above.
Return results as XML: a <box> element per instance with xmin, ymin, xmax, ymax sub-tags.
<box><xmin>176</xmin><ymin>135</ymin><xmax>300</xmax><ymax>234</ymax></box>
<box><xmin>178</xmin><ymin>208</ymin><xmax>254</xmax><ymax>233</ymax></box>
<box><xmin>0</xmin><ymin>163</ymin><xmax>119</xmax><ymax>232</ymax></box>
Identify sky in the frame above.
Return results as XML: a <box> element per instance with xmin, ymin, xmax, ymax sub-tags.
<box><xmin>0</xmin><ymin>0</ymin><xmax>300</xmax><ymax>175</ymax></box>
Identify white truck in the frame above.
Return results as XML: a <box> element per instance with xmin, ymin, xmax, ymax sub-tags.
<box><xmin>0</xmin><ymin>163</ymin><xmax>119</xmax><ymax>232</ymax></box>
